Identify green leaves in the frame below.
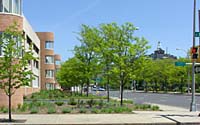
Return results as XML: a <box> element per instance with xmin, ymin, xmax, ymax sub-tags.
<box><xmin>0</xmin><ymin>23</ymin><xmax>36</xmax><ymax>96</ymax></box>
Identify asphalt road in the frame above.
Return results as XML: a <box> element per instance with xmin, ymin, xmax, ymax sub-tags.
<box><xmin>97</xmin><ymin>90</ymin><xmax>200</xmax><ymax>110</ymax></box>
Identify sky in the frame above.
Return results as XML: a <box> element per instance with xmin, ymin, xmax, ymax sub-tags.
<box><xmin>23</xmin><ymin>0</ymin><xmax>199</xmax><ymax>61</ymax></box>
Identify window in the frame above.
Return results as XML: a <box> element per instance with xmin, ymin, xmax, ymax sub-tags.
<box><xmin>13</xmin><ymin>0</ymin><xmax>21</xmax><ymax>14</ymax></box>
<box><xmin>33</xmin><ymin>44</ymin><xmax>39</xmax><ymax>54</ymax></box>
<box><xmin>45</xmin><ymin>70</ymin><xmax>54</xmax><ymax>78</ymax></box>
<box><xmin>45</xmin><ymin>41</ymin><xmax>54</xmax><ymax>49</ymax></box>
<box><xmin>32</xmin><ymin>76</ymin><xmax>39</xmax><ymax>88</ymax></box>
<box><xmin>0</xmin><ymin>0</ymin><xmax>3</xmax><ymax>12</ymax></box>
<box><xmin>55</xmin><ymin>60</ymin><xmax>61</xmax><ymax>65</ymax></box>
<box><xmin>3</xmin><ymin>0</ymin><xmax>10</xmax><ymax>13</ymax></box>
<box><xmin>34</xmin><ymin>60</ymin><xmax>39</xmax><ymax>69</ymax></box>
<box><xmin>0</xmin><ymin>0</ymin><xmax>21</xmax><ymax>15</ymax></box>
<box><xmin>46</xmin><ymin>83</ymin><xmax>54</xmax><ymax>90</ymax></box>
<box><xmin>45</xmin><ymin>56</ymin><xmax>54</xmax><ymax>64</ymax></box>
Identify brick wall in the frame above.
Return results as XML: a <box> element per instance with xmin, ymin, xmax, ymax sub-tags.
<box><xmin>0</xmin><ymin>14</ymin><xmax>23</xmax><ymax>31</ymax></box>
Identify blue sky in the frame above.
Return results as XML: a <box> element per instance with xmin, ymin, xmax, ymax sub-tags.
<box><xmin>23</xmin><ymin>0</ymin><xmax>198</xmax><ymax>61</ymax></box>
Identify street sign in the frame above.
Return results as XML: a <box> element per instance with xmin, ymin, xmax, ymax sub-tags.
<box><xmin>175</xmin><ymin>62</ymin><xmax>186</xmax><ymax>66</ymax></box>
<box><xmin>95</xmin><ymin>78</ymin><xmax>102</xmax><ymax>83</ymax></box>
<box><xmin>195</xmin><ymin>65</ymin><xmax>200</xmax><ymax>73</ymax></box>
<box><xmin>195</xmin><ymin>32</ymin><xmax>200</xmax><ymax>37</ymax></box>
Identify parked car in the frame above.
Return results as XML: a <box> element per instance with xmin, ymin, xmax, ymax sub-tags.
<box><xmin>92</xmin><ymin>86</ymin><xmax>105</xmax><ymax>91</ymax></box>
<box><xmin>97</xmin><ymin>87</ymin><xmax>105</xmax><ymax>91</ymax></box>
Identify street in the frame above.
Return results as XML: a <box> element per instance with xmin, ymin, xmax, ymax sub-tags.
<box><xmin>99</xmin><ymin>91</ymin><xmax>200</xmax><ymax>110</ymax></box>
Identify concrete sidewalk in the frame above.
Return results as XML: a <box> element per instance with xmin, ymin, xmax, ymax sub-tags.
<box><xmin>0</xmin><ymin>104</ymin><xmax>199</xmax><ymax>125</ymax></box>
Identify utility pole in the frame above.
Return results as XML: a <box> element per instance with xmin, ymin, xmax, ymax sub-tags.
<box><xmin>190</xmin><ymin>0</ymin><xmax>197</xmax><ymax>112</ymax></box>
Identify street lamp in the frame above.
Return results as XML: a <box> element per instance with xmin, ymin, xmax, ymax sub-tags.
<box><xmin>176</xmin><ymin>48</ymin><xmax>190</xmax><ymax>94</ymax></box>
<box><xmin>190</xmin><ymin>0</ymin><xmax>196</xmax><ymax>112</ymax></box>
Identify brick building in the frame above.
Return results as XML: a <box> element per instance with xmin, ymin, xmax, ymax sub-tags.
<box><xmin>0</xmin><ymin>0</ymin><xmax>61</xmax><ymax>107</ymax></box>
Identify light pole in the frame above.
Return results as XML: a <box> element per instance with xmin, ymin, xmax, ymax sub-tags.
<box><xmin>176</xmin><ymin>48</ymin><xmax>190</xmax><ymax>94</ymax></box>
<box><xmin>190</xmin><ymin>0</ymin><xmax>197</xmax><ymax>112</ymax></box>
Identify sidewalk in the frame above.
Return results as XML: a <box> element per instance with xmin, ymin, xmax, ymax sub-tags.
<box><xmin>0</xmin><ymin>104</ymin><xmax>199</xmax><ymax>125</ymax></box>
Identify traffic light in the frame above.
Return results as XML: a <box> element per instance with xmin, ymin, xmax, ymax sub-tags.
<box><xmin>191</xmin><ymin>47</ymin><xmax>198</xmax><ymax>59</ymax></box>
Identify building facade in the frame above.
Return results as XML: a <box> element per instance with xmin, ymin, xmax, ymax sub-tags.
<box><xmin>0</xmin><ymin>0</ymin><xmax>61</xmax><ymax>108</ymax></box>
<box><xmin>36</xmin><ymin>32</ymin><xmax>61</xmax><ymax>90</ymax></box>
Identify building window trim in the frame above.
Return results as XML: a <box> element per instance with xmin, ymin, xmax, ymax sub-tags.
<box><xmin>45</xmin><ymin>55</ymin><xmax>54</xmax><ymax>64</ymax></box>
<box><xmin>45</xmin><ymin>70</ymin><xmax>54</xmax><ymax>78</ymax></box>
<box><xmin>45</xmin><ymin>41</ymin><xmax>54</xmax><ymax>50</ymax></box>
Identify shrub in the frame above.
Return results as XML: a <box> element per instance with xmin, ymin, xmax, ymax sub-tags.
<box><xmin>141</xmin><ymin>104</ymin><xmax>151</xmax><ymax>110</ymax></box>
<box><xmin>19</xmin><ymin>103</ymin><xmax>28</xmax><ymax>112</ymax></box>
<box><xmin>151</xmin><ymin>106</ymin><xmax>159</xmax><ymax>111</ymax></box>
<box><xmin>98</xmin><ymin>100</ymin><xmax>104</xmax><ymax>108</ymax></box>
<box><xmin>101</xmin><ymin>108</ymin><xmax>113</xmax><ymax>113</ymax></box>
<box><xmin>47</xmin><ymin>107</ymin><xmax>56</xmax><ymax>114</ymax></box>
<box><xmin>68</xmin><ymin>98</ymin><xmax>77</xmax><ymax>105</ymax></box>
<box><xmin>123</xmin><ymin>100</ymin><xmax>133</xmax><ymax>104</ymax></box>
<box><xmin>79</xmin><ymin>108</ymin><xmax>87</xmax><ymax>113</ymax></box>
<box><xmin>62</xmin><ymin>108</ymin><xmax>71</xmax><ymax>114</ymax></box>
<box><xmin>30</xmin><ymin>107</ymin><xmax>38</xmax><ymax>114</ymax></box>
<box><xmin>55</xmin><ymin>101</ymin><xmax>64</xmax><ymax>106</ymax></box>
<box><xmin>134</xmin><ymin>104</ymin><xmax>151</xmax><ymax>110</ymax></box>
<box><xmin>91</xmin><ymin>108</ymin><xmax>99</xmax><ymax>114</ymax></box>
<box><xmin>0</xmin><ymin>107</ymin><xmax>8</xmax><ymax>113</ymax></box>
<box><xmin>87</xmin><ymin>99</ymin><xmax>96</xmax><ymax>108</ymax></box>
<box><xmin>113</xmin><ymin>107</ymin><xmax>123</xmax><ymax>113</ymax></box>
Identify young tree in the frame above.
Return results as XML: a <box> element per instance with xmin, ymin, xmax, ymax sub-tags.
<box><xmin>56</xmin><ymin>57</ymin><xmax>87</xmax><ymax>95</ymax></box>
<box><xmin>0</xmin><ymin>24</ymin><xmax>35</xmax><ymax>122</ymax></box>
<box><xmin>109</xmin><ymin>23</ymin><xmax>150</xmax><ymax>106</ymax></box>
<box><xmin>75</xmin><ymin>24</ymin><xmax>100</xmax><ymax>97</ymax></box>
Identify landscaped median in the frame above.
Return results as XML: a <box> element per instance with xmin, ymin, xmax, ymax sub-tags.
<box><xmin>0</xmin><ymin>90</ymin><xmax>160</xmax><ymax>114</ymax></box>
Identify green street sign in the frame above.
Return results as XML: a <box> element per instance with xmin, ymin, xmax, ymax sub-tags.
<box><xmin>95</xmin><ymin>78</ymin><xmax>102</xmax><ymax>83</ymax></box>
<box><xmin>175</xmin><ymin>62</ymin><xmax>186</xmax><ymax>67</ymax></box>
<box><xmin>195</xmin><ymin>32</ymin><xmax>200</xmax><ymax>37</ymax></box>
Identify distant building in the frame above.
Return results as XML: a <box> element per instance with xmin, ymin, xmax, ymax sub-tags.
<box><xmin>149</xmin><ymin>42</ymin><xmax>177</xmax><ymax>60</ymax></box>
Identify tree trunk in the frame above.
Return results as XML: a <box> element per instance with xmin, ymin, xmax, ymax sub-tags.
<box><xmin>86</xmin><ymin>79</ymin><xmax>89</xmax><ymax>97</ymax></box>
<box><xmin>9</xmin><ymin>94</ymin><xmax>11</xmax><ymax>122</ymax></box>
<box><xmin>106</xmin><ymin>77</ymin><xmax>110</xmax><ymax>102</ymax></box>
<box><xmin>120</xmin><ymin>82</ymin><xmax>124</xmax><ymax>106</ymax></box>
<box><xmin>145</xmin><ymin>82</ymin><xmax>148</xmax><ymax>92</ymax></box>
<box><xmin>8</xmin><ymin>76</ymin><xmax>12</xmax><ymax>122</ymax></box>
<box><xmin>120</xmin><ymin>78</ymin><xmax>124</xmax><ymax>106</ymax></box>
<box><xmin>81</xmin><ymin>83</ymin><xmax>83</xmax><ymax>96</ymax></box>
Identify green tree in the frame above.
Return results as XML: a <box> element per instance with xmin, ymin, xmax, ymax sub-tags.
<box><xmin>108</xmin><ymin>23</ymin><xmax>150</xmax><ymax>106</ymax></box>
<box><xmin>0</xmin><ymin>24</ymin><xmax>35</xmax><ymax>122</ymax></box>
<box><xmin>56</xmin><ymin>57</ymin><xmax>87</xmax><ymax>95</ymax></box>
<box><xmin>75</xmin><ymin>24</ymin><xmax>100</xmax><ymax>97</ymax></box>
